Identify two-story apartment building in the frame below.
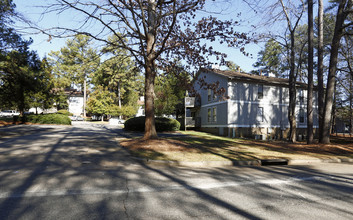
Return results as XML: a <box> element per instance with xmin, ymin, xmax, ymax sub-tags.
<box><xmin>192</xmin><ymin>68</ymin><xmax>318</xmax><ymax>140</ymax></box>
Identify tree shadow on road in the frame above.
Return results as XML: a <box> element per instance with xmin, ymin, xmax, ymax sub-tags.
<box><xmin>0</xmin><ymin>125</ymin><xmax>353</xmax><ymax>219</ymax></box>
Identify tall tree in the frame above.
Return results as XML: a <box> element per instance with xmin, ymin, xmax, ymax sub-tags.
<box><xmin>253</xmin><ymin>39</ymin><xmax>285</xmax><ymax>77</ymax></box>
<box><xmin>226</xmin><ymin>61</ymin><xmax>244</xmax><ymax>73</ymax></box>
<box><xmin>317</xmin><ymin>0</ymin><xmax>325</xmax><ymax>141</ymax></box>
<box><xmin>278</xmin><ymin>0</ymin><xmax>305</xmax><ymax>142</ymax></box>
<box><xmin>154</xmin><ymin>65</ymin><xmax>190</xmax><ymax>116</ymax></box>
<box><xmin>31</xmin><ymin>0</ymin><xmax>249</xmax><ymax>140</ymax></box>
<box><xmin>48</xmin><ymin>34</ymin><xmax>100</xmax><ymax>117</ymax></box>
<box><xmin>93</xmin><ymin>35</ymin><xmax>140</xmax><ymax>118</ymax></box>
<box><xmin>0</xmin><ymin>0</ymin><xmax>23</xmax><ymax>52</ymax></box>
<box><xmin>321</xmin><ymin>0</ymin><xmax>353</xmax><ymax>143</ymax></box>
<box><xmin>86</xmin><ymin>85</ymin><xmax>117</xmax><ymax>121</ymax></box>
<box><xmin>307</xmin><ymin>0</ymin><xmax>314</xmax><ymax>144</ymax></box>
<box><xmin>29</xmin><ymin>58</ymin><xmax>55</xmax><ymax>114</ymax></box>
<box><xmin>0</xmin><ymin>41</ymin><xmax>42</xmax><ymax>115</ymax></box>
<box><xmin>338</xmin><ymin>35</ymin><xmax>353</xmax><ymax>133</ymax></box>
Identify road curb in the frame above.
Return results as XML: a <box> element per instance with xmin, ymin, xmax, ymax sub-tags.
<box><xmin>131</xmin><ymin>156</ymin><xmax>353</xmax><ymax>167</ymax></box>
<box><xmin>288</xmin><ymin>158</ymin><xmax>353</xmax><ymax>165</ymax></box>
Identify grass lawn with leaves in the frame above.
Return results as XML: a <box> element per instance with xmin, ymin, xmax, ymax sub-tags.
<box><xmin>119</xmin><ymin>131</ymin><xmax>353</xmax><ymax>162</ymax></box>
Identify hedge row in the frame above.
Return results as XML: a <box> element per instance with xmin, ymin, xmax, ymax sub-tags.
<box><xmin>56</xmin><ymin>109</ymin><xmax>73</xmax><ymax>116</ymax></box>
<box><xmin>124</xmin><ymin>116</ymin><xmax>180</xmax><ymax>132</ymax></box>
<box><xmin>16</xmin><ymin>114</ymin><xmax>71</xmax><ymax>125</ymax></box>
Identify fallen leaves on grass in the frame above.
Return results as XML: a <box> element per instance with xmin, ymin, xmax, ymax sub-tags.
<box><xmin>119</xmin><ymin>138</ymin><xmax>200</xmax><ymax>153</ymax></box>
<box><xmin>119</xmin><ymin>134</ymin><xmax>353</xmax><ymax>162</ymax></box>
<box><xmin>245</xmin><ymin>138</ymin><xmax>353</xmax><ymax>156</ymax></box>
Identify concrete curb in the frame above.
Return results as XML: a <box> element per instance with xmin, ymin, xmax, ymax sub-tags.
<box><xmin>131</xmin><ymin>156</ymin><xmax>353</xmax><ymax>167</ymax></box>
<box><xmin>287</xmin><ymin>158</ymin><xmax>353</xmax><ymax>165</ymax></box>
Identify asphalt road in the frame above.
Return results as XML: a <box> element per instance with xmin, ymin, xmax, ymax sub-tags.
<box><xmin>0</xmin><ymin>122</ymin><xmax>353</xmax><ymax>219</ymax></box>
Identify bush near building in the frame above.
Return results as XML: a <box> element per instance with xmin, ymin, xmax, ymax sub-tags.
<box><xmin>16</xmin><ymin>114</ymin><xmax>71</xmax><ymax>125</ymax></box>
<box><xmin>56</xmin><ymin>109</ymin><xmax>73</xmax><ymax>116</ymax></box>
<box><xmin>124</xmin><ymin>116</ymin><xmax>180</xmax><ymax>132</ymax></box>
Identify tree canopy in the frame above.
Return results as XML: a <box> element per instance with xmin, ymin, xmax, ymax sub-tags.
<box><xmin>29</xmin><ymin>0</ymin><xmax>250</xmax><ymax>139</ymax></box>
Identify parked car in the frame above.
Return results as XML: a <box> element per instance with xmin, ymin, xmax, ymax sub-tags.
<box><xmin>69</xmin><ymin>115</ymin><xmax>77</xmax><ymax>121</ymax></box>
<box><xmin>109</xmin><ymin>118</ymin><xmax>125</xmax><ymax>125</ymax></box>
<box><xmin>70</xmin><ymin>115</ymin><xmax>84</xmax><ymax>121</ymax></box>
<box><xmin>76</xmin><ymin>115</ymin><xmax>84</xmax><ymax>121</ymax></box>
<box><xmin>0</xmin><ymin>110</ymin><xmax>20</xmax><ymax>117</ymax></box>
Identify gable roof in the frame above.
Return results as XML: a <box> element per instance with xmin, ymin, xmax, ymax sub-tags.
<box><xmin>200</xmin><ymin>68</ymin><xmax>312</xmax><ymax>89</ymax></box>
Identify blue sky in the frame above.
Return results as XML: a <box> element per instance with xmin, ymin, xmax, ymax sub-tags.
<box><xmin>12</xmin><ymin>0</ymin><xmax>329</xmax><ymax>73</ymax></box>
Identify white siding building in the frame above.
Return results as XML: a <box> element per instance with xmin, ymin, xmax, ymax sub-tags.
<box><xmin>192</xmin><ymin>68</ymin><xmax>318</xmax><ymax>139</ymax></box>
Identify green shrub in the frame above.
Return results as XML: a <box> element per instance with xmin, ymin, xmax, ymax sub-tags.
<box><xmin>22</xmin><ymin>114</ymin><xmax>71</xmax><ymax>125</ymax></box>
<box><xmin>124</xmin><ymin>116</ymin><xmax>180</xmax><ymax>132</ymax></box>
<box><xmin>56</xmin><ymin>109</ymin><xmax>73</xmax><ymax>116</ymax></box>
<box><xmin>0</xmin><ymin>117</ymin><xmax>14</xmax><ymax>122</ymax></box>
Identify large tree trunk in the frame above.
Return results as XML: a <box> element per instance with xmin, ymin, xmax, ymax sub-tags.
<box><xmin>321</xmin><ymin>0</ymin><xmax>349</xmax><ymax>143</ymax></box>
<box><xmin>143</xmin><ymin>0</ymin><xmax>158</xmax><ymax>140</ymax></box>
<box><xmin>288</xmin><ymin>32</ymin><xmax>297</xmax><ymax>142</ymax></box>
<box><xmin>144</xmin><ymin>62</ymin><xmax>157</xmax><ymax>139</ymax></box>
<box><xmin>307</xmin><ymin>0</ymin><xmax>314</xmax><ymax>144</ymax></box>
<box><xmin>317</xmin><ymin>0</ymin><xmax>325</xmax><ymax>141</ymax></box>
<box><xmin>279</xmin><ymin>0</ymin><xmax>302</xmax><ymax>143</ymax></box>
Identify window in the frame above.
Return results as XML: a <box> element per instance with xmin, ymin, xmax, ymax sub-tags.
<box><xmin>299</xmin><ymin>89</ymin><xmax>304</xmax><ymax>103</ymax></box>
<box><xmin>257</xmin><ymin>107</ymin><xmax>264</xmax><ymax>122</ymax></box>
<box><xmin>207</xmin><ymin>107</ymin><xmax>217</xmax><ymax>123</ymax></box>
<box><xmin>258</xmin><ymin>85</ymin><xmax>263</xmax><ymax>99</ymax></box>
<box><xmin>208</xmin><ymin>89</ymin><xmax>211</xmax><ymax>102</ymax></box>
<box><xmin>299</xmin><ymin>108</ymin><xmax>305</xmax><ymax>123</ymax></box>
<box><xmin>212</xmin><ymin>107</ymin><xmax>217</xmax><ymax>122</ymax></box>
<box><xmin>208</xmin><ymin>108</ymin><xmax>211</xmax><ymax>122</ymax></box>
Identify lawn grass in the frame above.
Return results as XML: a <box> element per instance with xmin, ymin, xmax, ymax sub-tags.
<box><xmin>119</xmin><ymin>130</ymin><xmax>353</xmax><ymax>162</ymax></box>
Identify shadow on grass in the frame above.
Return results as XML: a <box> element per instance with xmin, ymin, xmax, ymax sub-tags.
<box><xmin>170</xmin><ymin>135</ymin><xmax>262</xmax><ymax>161</ymax></box>
<box><xmin>120</xmin><ymin>134</ymin><xmax>262</xmax><ymax>162</ymax></box>
<box><xmin>133</xmin><ymin>131</ymin><xmax>353</xmax><ymax>162</ymax></box>
<box><xmin>241</xmin><ymin>136</ymin><xmax>353</xmax><ymax>158</ymax></box>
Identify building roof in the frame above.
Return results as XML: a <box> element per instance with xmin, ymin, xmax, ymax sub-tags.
<box><xmin>63</xmin><ymin>88</ymin><xmax>85</xmax><ymax>96</ymax></box>
<box><xmin>200</xmin><ymin>68</ymin><xmax>313</xmax><ymax>89</ymax></box>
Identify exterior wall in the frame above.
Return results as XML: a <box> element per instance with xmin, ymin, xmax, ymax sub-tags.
<box><xmin>200</xmin><ymin>102</ymin><xmax>228</xmax><ymax>126</ymax></box>
<box><xmin>228</xmin><ymin>83</ymin><xmax>289</xmax><ymax>128</ymax></box>
<box><xmin>194</xmin><ymin>71</ymin><xmax>229</xmax><ymax>106</ymax></box>
<box><xmin>194</xmin><ymin>69</ymin><xmax>319</xmax><ymax>139</ymax></box>
<box><xmin>68</xmin><ymin>95</ymin><xmax>84</xmax><ymax>116</ymax></box>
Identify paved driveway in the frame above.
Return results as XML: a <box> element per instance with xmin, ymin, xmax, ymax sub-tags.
<box><xmin>0</xmin><ymin>123</ymin><xmax>353</xmax><ymax>219</ymax></box>
<box><xmin>0</xmin><ymin>123</ymin><xmax>132</xmax><ymax>170</ymax></box>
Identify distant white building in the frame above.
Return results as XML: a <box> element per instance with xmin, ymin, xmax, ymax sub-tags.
<box><xmin>66</xmin><ymin>89</ymin><xmax>84</xmax><ymax>116</ymax></box>
<box><xmin>135</xmin><ymin>96</ymin><xmax>145</xmax><ymax>117</ymax></box>
<box><xmin>28</xmin><ymin>107</ymin><xmax>57</xmax><ymax>114</ymax></box>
